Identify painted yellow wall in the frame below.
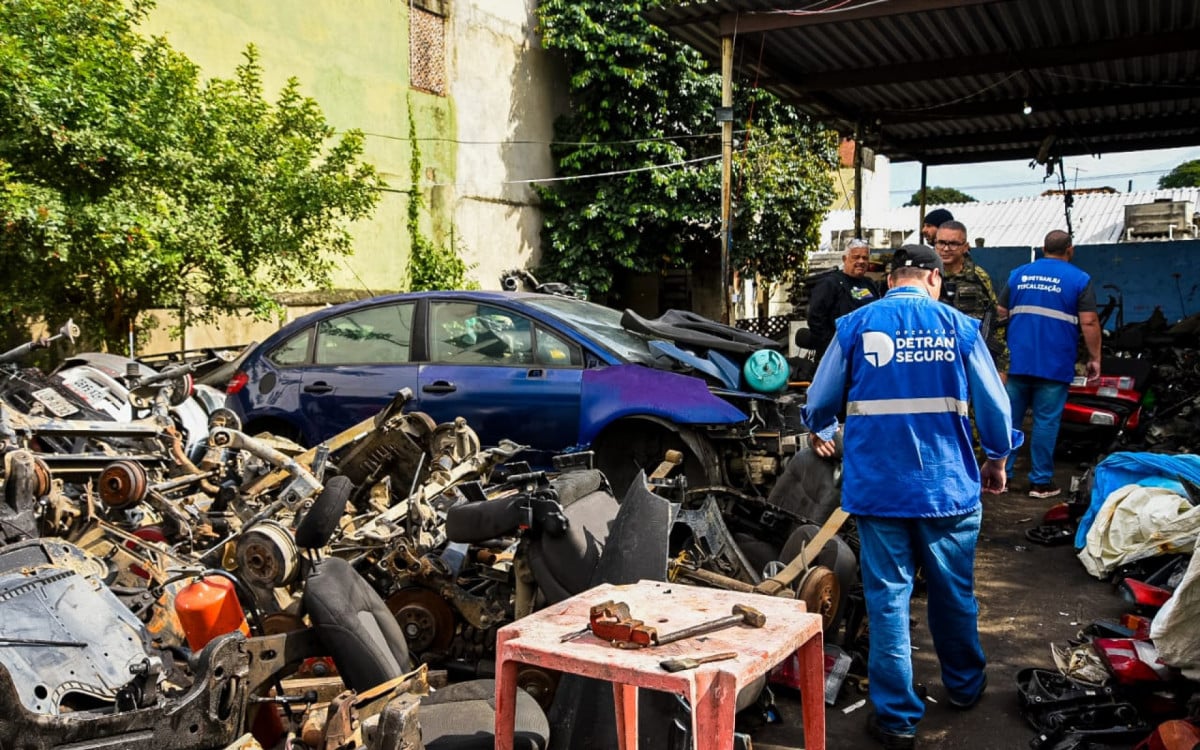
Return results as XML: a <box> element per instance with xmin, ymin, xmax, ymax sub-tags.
<box><xmin>140</xmin><ymin>0</ymin><xmax>457</xmax><ymax>297</ymax></box>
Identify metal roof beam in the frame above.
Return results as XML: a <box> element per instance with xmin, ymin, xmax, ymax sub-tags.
<box><xmin>710</xmin><ymin>0</ymin><xmax>1009</xmax><ymax>35</ymax></box>
<box><xmin>877</xmin><ymin>87</ymin><xmax>1200</xmax><ymax>125</ymax></box>
<box><xmin>888</xmin><ymin>114</ymin><xmax>1200</xmax><ymax>152</ymax></box>
<box><xmin>903</xmin><ymin>132</ymin><xmax>1200</xmax><ymax>165</ymax></box>
<box><xmin>794</xmin><ymin>30</ymin><xmax>1198</xmax><ymax>91</ymax></box>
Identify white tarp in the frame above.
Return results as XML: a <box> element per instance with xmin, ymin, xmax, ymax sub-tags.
<box><xmin>1077</xmin><ymin>484</ymin><xmax>1200</xmax><ymax>579</ymax></box>
<box><xmin>1150</xmin><ymin>549</ymin><xmax>1200</xmax><ymax>678</ymax></box>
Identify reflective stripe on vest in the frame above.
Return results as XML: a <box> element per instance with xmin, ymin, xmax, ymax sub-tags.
<box><xmin>846</xmin><ymin>396</ymin><xmax>969</xmax><ymax>417</ymax></box>
<box><xmin>1010</xmin><ymin>304</ymin><xmax>1078</xmax><ymax>325</ymax></box>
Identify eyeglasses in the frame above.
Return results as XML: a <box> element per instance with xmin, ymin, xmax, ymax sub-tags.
<box><xmin>935</xmin><ymin>239</ymin><xmax>965</xmax><ymax>248</ymax></box>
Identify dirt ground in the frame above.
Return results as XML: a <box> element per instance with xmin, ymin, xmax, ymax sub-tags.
<box><xmin>754</xmin><ymin>459</ymin><xmax>1134</xmax><ymax>749</ymax></box>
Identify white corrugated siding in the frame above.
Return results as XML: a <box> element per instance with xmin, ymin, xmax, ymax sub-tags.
<box><xmin>821</xmin><ymin>188</ymin><xmax>1200</xmax><ymax>249</ymax></box>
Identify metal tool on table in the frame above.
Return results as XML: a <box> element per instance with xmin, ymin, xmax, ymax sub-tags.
<box><xmin>566</xmin><ymin>600</ymin><xmax>766</xmax><ymax>649</ymax></box>
<box><xmin>659</xmin><ymin>651</ymin><xmax>738</xmax><ymax>673</ymax></box>
<box><xmin>587</xmin><ymin>600</ymin><xmax>658</xmax><ymax>647</ymax></box>
<box><xmin>656</xmin><ymin>603</ymin><xmax>766</xmax><ymax>645</ymax></box>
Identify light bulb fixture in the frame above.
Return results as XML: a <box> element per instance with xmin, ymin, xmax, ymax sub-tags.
<box><xmin>1022</xmin><ymin>100</ymin><xmax>1033</xmax><ymax>116</ymax></box>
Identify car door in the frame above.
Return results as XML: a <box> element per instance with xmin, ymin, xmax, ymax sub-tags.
<box><xmin>298</xmin><ymin>301</ymin><xmax>419</xmax><ymax>443</ymax></box>
<box><xmin>418</xmin><ymin>300</ymin><xmax>583</xmax><ymax>462</ymax></box>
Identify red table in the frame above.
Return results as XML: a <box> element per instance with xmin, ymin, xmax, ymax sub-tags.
<box><xmin>494</xmin><ymin>579</ymin><xmax>825</xmax><ymax>750</ymax></box>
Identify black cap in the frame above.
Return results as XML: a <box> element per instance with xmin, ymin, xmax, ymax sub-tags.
<box><xmin>898</xmin><ymin>243</ymin><xmax>944</xmax><ymax>274</ymax></box>
<box><xmin>922</xmin><ymin>208</ymin><xmax>954</xmax><ymax>227</ymax></box>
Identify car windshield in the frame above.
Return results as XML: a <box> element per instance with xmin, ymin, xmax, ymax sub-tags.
<box><xmin>523</xmin><ymin>297</ymin><xmax>654</xmax><ymax>363</ymax></box>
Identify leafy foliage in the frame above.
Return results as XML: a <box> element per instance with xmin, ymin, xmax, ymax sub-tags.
<box><xmin>0</xmin><ymin>0</ymin><xmax>381</xmax><ymax>350</ymax></box>
<box><xmin>405</xmin><ymin>97</ymin><xmax>474</xmax><ymax>291</ymax></box>
<box><xmin>1158</xmin><ymin>159</ymin><xmax>1200</xmax><ymax>189</ymax></box>
<box><xmin>534</xmin><ymin>0</ymin><xmax>836</xmax><ymax>299</ymax></box>
<box><xmin>904</xmin><ymin>186</ymin><xmax>977</xmax><ymax>206</ymax></box>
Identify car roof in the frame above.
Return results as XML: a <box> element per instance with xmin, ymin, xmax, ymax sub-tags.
<box><xmin>252</xmin><ymin>290</ymin><xmax>603</xmax><ymax>357</ymax></box>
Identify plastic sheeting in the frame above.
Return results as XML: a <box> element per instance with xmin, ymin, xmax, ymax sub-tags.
<box><xmin>1076</xmin><ymin>484</ymin><xmax>1200</xmax><ymax>578</ymax></box>
<box><xmin>1073</xmin><ymin>452</ymin><xmax>1200</xmax><ymax>549</ymax></box>
<box><xmin>1151</xmin><ymin>550</ymin><xmax>1200</xmax><ymax>678</ymax></box>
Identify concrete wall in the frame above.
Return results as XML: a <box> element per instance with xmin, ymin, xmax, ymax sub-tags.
<box><xmin>971</xmin><ymin>240</ymin><xmax>1200</xmax><ymax>328</ymax></box>
<box><xmin>449</xmin><ymin>2</ymin><xmax>565</xmax><ymax>290</ymax></box>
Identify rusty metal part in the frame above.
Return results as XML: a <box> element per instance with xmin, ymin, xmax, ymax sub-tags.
<box><xmin>648</xmin><ymin>449</ymin><xmax>684</xmax><ymax>483</ymax></box>
<box><xmin>236</xmin><ymin>520</ymin><xmax>300</xmax><ymax>587</ymax></box>
<box><xmin>588</xmin><ymin>600</ymin><xmax>658</xmax><ymax>647</ymax></box>
<box><xmin>670</xmin><ymin>562</ymin><xmax>757</xmax><ymax>593</ymax></box>
<box><xmin>322</xmin><ymin>690</ymin><xmax>362</xmax><ymax>750</ymax></box>
<box><xmin>517</xmin><ymin>666</ymin><xmax>561</xmax><ymax>709</ymax></box>
<box><xmin>428</xmin><ymin>417</ymin><xmax>480</xmax><ymax>462</ymax></box>
<box><xmin>259</xmin><ymin>612</ymin><xmax>307</xmax><ymax>636</ymax></box>
<box><xmin>797</xmin><ymin>565</ymin><xmax>841</xmax><ymax>631</ymax></box>
<box><xmin>754</xmin><ymin>507</ymin><xmax>850</xmax><ymax>596</ymax></box>
<box><xmin>656</xmin><ymin>603</ymin><xmax>766</xmax><ymax>646</ymax></box>
<box><xmin>98</xmin><ymin>459</ymin><xmax>149</xmax><ymax>509</ymax></box>
<box><xmin>386</xmin><ymin>587</ymin><xmax>456</xmax><ymax>655</ymax></box>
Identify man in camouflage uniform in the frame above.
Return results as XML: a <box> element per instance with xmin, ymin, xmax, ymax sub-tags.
<box><xmin>935</xmin><ymin>220</ymin><xmax>1009</xmax><ymax>378</ymax></box>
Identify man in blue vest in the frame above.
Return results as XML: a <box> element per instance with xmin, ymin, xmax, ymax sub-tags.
<box><xmin>802</xmin><ymin>244</ymin><xmax>1019</xmax><ymax>749</ymax></box>
<box><xmin>998</xmin><ymin>230</ymin><xmax>1102</xmax><ymax>498</ymax></box>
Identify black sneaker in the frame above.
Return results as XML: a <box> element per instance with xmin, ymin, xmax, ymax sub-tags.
<box><xmin>1029</xmin><ymin>483</ymin><xmax>1061</xmax><ymax>499</ymax></box>
<box><xmin>947</xmin><ymin>674</ymin><xmax>987</xmax><ymax>711</ymax></box>
<box><xmin>865</xmin><ymin>710</ymin><xmax>917</xmax><ymax>749</ymax></box>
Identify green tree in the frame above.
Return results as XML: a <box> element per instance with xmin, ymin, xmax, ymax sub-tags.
<box><xmin>534</xmin><ymin>0</ymin><xmax>835</xmax><ymax>300</ymax></box>
<box><xmin>0</xmin><ymin>0</ymin><xmax>382</xmax><ymax>351</ymax></box>
<box><xmin>904</xmin><ymin>186</ymin><xmax>976</xmax><ymax>206</ymax></box>
<box><xmin>1158</xmin><ymin>159</ymin><xmax>1200</xmax><ymax>189</ymax></box>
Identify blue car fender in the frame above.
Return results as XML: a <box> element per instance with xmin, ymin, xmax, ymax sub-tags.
<box><xmin>577</xmin><ymin>365</ymin><xmax>748</xmax><ymax>446</ymax></box>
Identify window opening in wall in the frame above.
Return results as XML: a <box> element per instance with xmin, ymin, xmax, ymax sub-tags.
<box><xmin>410</xmin><ymin>4</ymin><xmax>446</xmax><ymax>95</ymax></box>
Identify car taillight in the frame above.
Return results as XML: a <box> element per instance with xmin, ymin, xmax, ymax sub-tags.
<box><xmin>227</xmin><ymin>371</ymin><xmax>249</xmax><ymax>395</ymax></box>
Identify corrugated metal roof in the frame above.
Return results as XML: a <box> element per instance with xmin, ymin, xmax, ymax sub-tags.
<box><xmin>820</xmin><ymin>188</ymin><xmax>1200</xmax><ymax>248</ymax></box>
<box><xmin>648</xmin><ymin>1</ymin><xmax>1200</xmax><ymax>165</ymax></box>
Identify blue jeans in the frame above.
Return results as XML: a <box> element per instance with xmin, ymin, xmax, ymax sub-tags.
<box><xmin>1005</xmin><ymin>375</ymin><xmax>1069</xmax><ymax>484</ymax></box>
<box><xmin>857</xmin><ymin>510</ymin><xmax>986</xmax><ymax>735</ymax></box>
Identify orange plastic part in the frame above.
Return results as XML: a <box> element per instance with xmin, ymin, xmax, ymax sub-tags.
<box><xmin>174</xmin><ymin>575</ymin><xmax>250</xmax><ymax>651</ymax></box>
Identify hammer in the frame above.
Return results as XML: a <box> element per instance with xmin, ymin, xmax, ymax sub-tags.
<box><xmin>656</xmin><ymin>604</ymin><xmax>767</xmax><ymax>646</ymax></box>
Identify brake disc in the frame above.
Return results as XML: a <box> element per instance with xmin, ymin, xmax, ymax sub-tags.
<box><xmin>797</xmin><ymin>565</ymin><xmax>840</xmax><ymax>631</ymax></box>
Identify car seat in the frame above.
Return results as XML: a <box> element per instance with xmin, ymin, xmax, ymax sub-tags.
<box><xmin>298</xmin><ymin>481</ymin><xmax>550</xmax><ymax>749</ymax></box>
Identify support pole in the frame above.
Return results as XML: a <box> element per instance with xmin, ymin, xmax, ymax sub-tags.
<box><xmin>918</xmin><ymin>163</ymin><xmax>928</xmax><ymax>239</ymax></box>
<box><xmin>852</xmin><ymin>125</ymin><xmax>864</xmax><ymax>240</ymax></box>
<box><xmin>720</xmin><ymin>36</ymin><xmax>734</xmax><ymax>324</ymax></box>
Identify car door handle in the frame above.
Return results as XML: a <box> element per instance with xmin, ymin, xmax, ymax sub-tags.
<box><xmin>526</xmin><ymin>368</ymin><xmax>545</xmax><ymax>378</ymax></box>
<box><xmin>422</xmin><ymin>381</ymin><xmax>457</xmax><ymax>394</ymax></box>
<box><xmin>303</xmin><ymin>382</ymin><xmax>334</xmax><ymax>395</ymax></box>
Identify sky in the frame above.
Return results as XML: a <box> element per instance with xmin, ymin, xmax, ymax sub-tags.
<box><xmin>888</xmin><ymin>145</ymin><xmax>1200</xmax><ymax>208</ymax></box>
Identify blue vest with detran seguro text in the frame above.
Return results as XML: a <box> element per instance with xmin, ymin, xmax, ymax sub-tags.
<box><xmin>833</xmin><ymin>287</ymin><xmax>983</xmax><ymax>518</ymax></box>
<box><xmin>1005</xmin><ymin>258</ymin><xmax>1091</xmax><ymax>383</ymax></box>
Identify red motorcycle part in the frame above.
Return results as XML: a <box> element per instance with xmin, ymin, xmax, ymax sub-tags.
<box><xmin>1092</xmin><ymin>638</ymin><xmax>1175</xmax><ymax>685</ymax></box>
<box><xmin>1120</xmin><ymin>578</ymin><xmax>1174</xmax><ymax>610</ymax></box>
<box><xmin>1133</xmin><ymin>719</ymin><xmax>1200</xmax><ymax>750</ymax></box>
<box><xmin>1119</xmin><ymin>613</ymin><xmax>1153</xmax><ymax>640</ymax></box>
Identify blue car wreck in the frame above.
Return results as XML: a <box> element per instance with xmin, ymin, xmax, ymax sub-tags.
<box><xmin>226</xmin><ymin>291</ymin><xmax>803</xmax><ymax>494</ymax></box>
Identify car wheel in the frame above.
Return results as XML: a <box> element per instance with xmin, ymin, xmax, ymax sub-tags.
<box><xmin>591</xmin><ymin>419</ymin><xmax>714</xmax><ymax>498</ymax></box>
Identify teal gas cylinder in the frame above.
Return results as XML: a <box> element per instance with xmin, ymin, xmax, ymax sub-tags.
<box><xmin>742</xmin><ymin>349</ymin><xmax>789</xmax><ymax>393</ymax></box>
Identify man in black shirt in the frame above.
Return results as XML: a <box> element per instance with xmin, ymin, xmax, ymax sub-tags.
<box><xmin>807</xmin><ymin>238</ymin><xmax>880</xmax><ymax>361</ymax></box>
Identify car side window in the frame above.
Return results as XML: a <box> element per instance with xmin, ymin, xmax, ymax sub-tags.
<box><xmin>430</xmin><ymin>302</ymin><xmax>536</xmax><ymax>365</ymax></box>
<box><xmin>315</xmin><ymin>303</ymin><xmax>415</xmax><ymax>365</ymax></box>
<box><xmin>268</xmin><ymin>328</ymin><xmax>313</xmax><ymax>366</ymax></box>
<box><xmin>534</xmin><ymin>326</ymin><xmax>581</xmax><ymax>366</ymax></box>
